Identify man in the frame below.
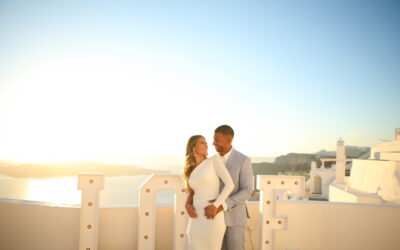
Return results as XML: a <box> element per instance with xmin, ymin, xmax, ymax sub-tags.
<box><xmin>185</xmin><ymin>125</ymin><xmax>254</xmax><ymax>250</ymax></box>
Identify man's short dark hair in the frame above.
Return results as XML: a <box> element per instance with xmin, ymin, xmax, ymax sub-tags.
<box><xmin>215</xmin><ymin>125</ymin><xmax>234</xmax><ymax>137</ymax></box>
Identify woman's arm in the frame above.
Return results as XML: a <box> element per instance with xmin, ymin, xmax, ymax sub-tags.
<box><xmin>185</xmin><ymin>188</ymin><xmax>197</xmax><ymax>218</ymax></box>
<box><xmin>212</xmin><ymin>156</ymin><xmax>234</xmax><ymax>208</ymax></box>
<box><xmin>204</xmin><ymin>156</ymin><xmax>234</xmax><ymax>219</ymax></box>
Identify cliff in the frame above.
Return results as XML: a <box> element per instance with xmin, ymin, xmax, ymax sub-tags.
<box><xmin>252</xmin><ymin>146</ymin><xmax>370</xmax><ymax>176</ymax></box>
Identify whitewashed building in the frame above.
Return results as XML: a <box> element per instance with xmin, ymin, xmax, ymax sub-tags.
<box><xmin>308</xmin><ymin>140</ymin><xmax>352</xmax><ymax>200</ymax></box>
<box><xmin>330</xmin><ymin>128</ymin><xmax>400</xmax><ymax>205</ymax></box>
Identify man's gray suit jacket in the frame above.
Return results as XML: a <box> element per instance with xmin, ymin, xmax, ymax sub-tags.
<box><xmin>220</xmin><ymin>148</ymin><xmax>254</xmax><ymax>227</ymax></box>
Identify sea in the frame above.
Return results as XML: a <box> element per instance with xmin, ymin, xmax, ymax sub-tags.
<box><xmin>0</xmin><ymin>174</ymin><xmax>176</xmax><ymax>207</ymax></box>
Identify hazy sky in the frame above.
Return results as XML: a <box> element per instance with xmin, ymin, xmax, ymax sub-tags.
<box><xmin>0</xmin><ymin>0</ymin><xmax>399</xmax><ymax>163</ymax></box>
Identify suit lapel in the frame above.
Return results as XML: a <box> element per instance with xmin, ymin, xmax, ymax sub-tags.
<box><xmin>225</xmin><ymin>148</ymin><xmax>236</xmax><ymax>170</ymax></box>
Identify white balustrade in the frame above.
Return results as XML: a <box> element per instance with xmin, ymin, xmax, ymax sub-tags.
<box><xmin>78</xmin><ymin>173</ymin><xmax>104</xmax><ymax>250</ymax></box>
<box><xmin>138</xmin><ymin>174</ymin><xmax>188</xmax><ymax>250</ymax></box>
<box><xmin>257</xmin><ymin>175</ymin><xmax>305</xmax><ymax>250</ymax></box>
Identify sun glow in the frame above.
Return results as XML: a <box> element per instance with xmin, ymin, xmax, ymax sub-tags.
<box><xmin>26</xmin><ymin>177</ymin><xmax>81</xmax><ymax>204</ymax></box>
<box><xmin>0</xmin><ymin>56</ymin><xmax>318</xmax><ymax>164</ymax></box>
<box><xmin>0</xmin><ymin>57</ymin><xmax>194</xmax><ymax>163</ymax></box>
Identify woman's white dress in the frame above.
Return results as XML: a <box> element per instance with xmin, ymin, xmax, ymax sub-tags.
<box><xmin>187</xmin><ymin>156</ymin><xmax>234</xmax><ymax>250</ymax></box>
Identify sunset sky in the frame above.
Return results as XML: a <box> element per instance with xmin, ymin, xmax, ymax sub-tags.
<box><xmin>0</xmin><ymin>0</ymin><xmax>399</xmax><ymax>163</ymax></box>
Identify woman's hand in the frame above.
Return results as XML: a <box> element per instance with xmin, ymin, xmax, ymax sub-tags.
<box><xmin>185</xmin><ymin>192</ymin><xmax>197</xmax><ymax>218</ymax></box>
<box><xmin>185</xmin><ymin>203</ymin><xmax>198</xmax><ymax>218</ymax></box>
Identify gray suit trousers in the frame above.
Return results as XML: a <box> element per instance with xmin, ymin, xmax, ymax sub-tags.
<box><xmin>221</xmin><ymin>225</ymin><xmax>245</xmax><ymax>250</ymax></box>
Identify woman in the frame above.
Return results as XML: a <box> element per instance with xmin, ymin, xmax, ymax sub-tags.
<box><xmin>183</xmin><ymin>135</ymin><xmax>234</xmax><ymax>250</ymax></box>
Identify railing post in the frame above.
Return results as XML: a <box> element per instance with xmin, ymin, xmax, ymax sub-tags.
<box><xmin>78</xmin><ymin>173</ymin><xmax>104</xmax><ymax>250</ymax></box>
<box><xmin>257</xmin><ymin>175</ymin><xmax>305</xmax><ymax>250</ymax></box>
<box><xmin>138</xmin><ymin>174</ymin><xmax>188</xmax><ymax>250</ymax></box>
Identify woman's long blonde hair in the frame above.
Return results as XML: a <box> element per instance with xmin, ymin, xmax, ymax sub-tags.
<box><xmin>183</xmin><ymin>135</ymin><xmax>205</xmax><ymax>194</ymax></box>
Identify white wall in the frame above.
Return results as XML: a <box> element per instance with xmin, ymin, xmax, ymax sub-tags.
<box><xmin>329</xmin><ymin>184</ymin><xmax>358</xmax><ymax>203</ymax></box>
<box><xmin>1</xmin><ymin>199</ymin><xmax>400</xmax><ymax>250</ymax></box>
<box><xmin>0</xmin><ymin>201</ymin><xmax>80</xmax><ymax>250</ymax></box>
<box><xmin>274</xmin><ymin>201</ymin><xmax>400</xmax><ymax>250</ymax></box>
<box><xmin>349</xmin><ymin>159</ymin><xmax>400</xmax><ymax>203</ymax></box>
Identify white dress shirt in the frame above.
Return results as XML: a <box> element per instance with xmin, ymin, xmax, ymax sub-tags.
<box><xmin>218</xmin><ymin>146</ymin><xmax>233</xmax><ymax>164</ymax></box>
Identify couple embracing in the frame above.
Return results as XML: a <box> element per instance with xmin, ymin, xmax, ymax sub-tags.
<box><xmin>183</xmin><ymin>125</ymin><xmax>254</xmax><ymax>250</ymax></box>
